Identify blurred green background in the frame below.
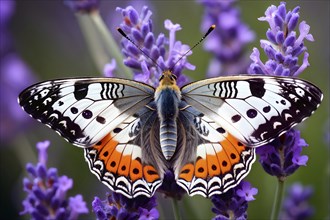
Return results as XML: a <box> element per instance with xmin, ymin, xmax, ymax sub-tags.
<box><xmin>0</xmin><ymin>1</ymin><xmax>329</xmax><ymax>219</ymax></box>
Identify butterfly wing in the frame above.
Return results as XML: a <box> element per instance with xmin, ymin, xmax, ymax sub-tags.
<box><xmin>181</xmin><ymin>75</ymin><xmax>323</xmax><ymax>147</ymax></box>
<box><xmin>174</xmin><ymin>102</ymin><xmax>255</xmax><ymax>197</ymax></box>
<box><xmin>18</xmin><ymin>77</ymin><xmax>155</xmax><ymax>147</ymax></box>
<box><xmin>19</xmin><ymin>78</ymin><xmax>165</xmax><ymax>198</ymax></box>
<box><xmin>84</xmin><ymin>103</ymin><xmax>165</xmax><ymax>198</ymax></box>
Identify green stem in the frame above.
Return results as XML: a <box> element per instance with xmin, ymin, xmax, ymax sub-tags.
<box><xmin>76</xmin><ymin>14</ymin><xmax>108</xmax><ymax>73</ymax></box>
<box><xmin>270</xmin><ymin>179</ymin><xmax>285</xmax><ymax>220</ymax></box>
<box><xmin>13</xmin><ymin>134</ymin><xmax>37</xmax><ymax>169</ymax></box>
<box><xmin>89</xmin><ymin>12</ymin><xmax>132</xmax><ymax>78</ymax></box>
<box><xmin>172</xmin><ymin>198</ymin><xmax>181</xmax><ymax>220</ymax></box>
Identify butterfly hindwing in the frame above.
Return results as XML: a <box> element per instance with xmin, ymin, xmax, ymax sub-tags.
<box><xmin>181</xmin><ymin>75</ymin><xmax>323</xmax><ymax>147</ymax></box>
<box><xmin>175</xmin><ymin>104</ymin><xmax>255</xmax><ymax>197</ymax></box>
<box><xmin>84</xmin><ymin>105</ymin><xmax>163</xmax><ymax>198</ymax></box>
<box><xmin>18</xmin><ymin>78</ymin><xmax>155</xmax><ymax>147</ymax></box>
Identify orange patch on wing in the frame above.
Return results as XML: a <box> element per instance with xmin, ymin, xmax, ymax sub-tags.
<box><xmin>95</xmin><ymin>134</ymin><xmax>119</xmax><ymax>164</ymax></box>
<box><xmin>225</xmin><ymin>134</ymin><xmax>246</xmax><ymax>153</ymax></box>
<box><xmin>215</xmin><ymin>147</ymin><xmax>231</xmax><ymax>174</ymax></box>
<box><xmin>117</xmin><ymin>155</ymin><xmax>131</xmax><ymax>176</ymax></box>
<box><xmin>217</xmin><ymin>133</ymin><xmax>247</xmax><ymax>174</ymax></box>
<box><xmin>179</xmin><ymin>163</ymin><xmax>194</xmax><ymax>181</ymax></box>
<box><xmin>222</xmin><ymin>134</ymin><xmax>246</xmax><ymax>164</ymax></box>
<box><xmin>195</xmin><ymin>158</ymin><xmax>208</xmax><ymax>178</ymax></box>
<box><xmin>206</xmin><ymin>154</ymin><xmax>221</xmax><ymax>177</ymax></box>
<box><xmin>130</xmin><ymin>159</ymin><xmax>143</xmax><ymax>182</ymax></box>
<box><xmin>106</xmin><ymin>149</ymin><xmax>122</xmax><ymax>173</ymax></box>
<box><xmin>143</xmin><ymin>165</ymin><xmax>160</xmax><ymax>183</ymax></box>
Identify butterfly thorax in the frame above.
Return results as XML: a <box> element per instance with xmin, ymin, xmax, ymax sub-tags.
<box><xmin>155</xmin><ymin>71</ymin><xmax>181</xmax><ymax>160</ymax></box>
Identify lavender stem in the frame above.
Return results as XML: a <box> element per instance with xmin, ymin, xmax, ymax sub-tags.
<box><xmin>271</xmin><ymin>179</ymin><xmax>285</xmax><ymax>220</ymax></box>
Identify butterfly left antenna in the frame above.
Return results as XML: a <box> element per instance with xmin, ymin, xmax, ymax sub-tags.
<box><xmin>117</xmin><ymin>27</ymin><xmax>163</xmax><ymax>71</ymax></box>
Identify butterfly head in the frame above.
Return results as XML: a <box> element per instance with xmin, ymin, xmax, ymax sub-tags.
<box><xmin>159</xmin><ymin>70</ymin><xmax>178</xmax><ymax>87</ymax></box>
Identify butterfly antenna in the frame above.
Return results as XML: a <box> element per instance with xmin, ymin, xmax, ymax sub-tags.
<box><xmin>117</xmin><ymin>27</ymin><xmax>163</xmax><ymax>71</ymax></box>
<box><xmin>169</xmin><ymin>24</ymin><xmax>216</xmax><ymax>72</ymax></box>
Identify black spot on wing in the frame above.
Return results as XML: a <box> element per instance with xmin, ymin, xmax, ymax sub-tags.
<box><xmin>74</xmin><ymin>83</ymin><xmax>89</xmax><ymax>100</ymax></box>
<box><xmin>249</xmin><ymin>78</ymin><xmax>266</xmax><ymax>98</ymax></box>
<box><xmin>82</xmin><ymin>110</ymin><xmax>93</xmax><ymax>119</ymax></box>
<box><xmin>247</xmin><ymin>109</ymin><xmax>258</xmax><ymax>118</ymax></box>
<box><xmin>231</xmin><ymin>114</ymin><xmax>241</xmax><ymax>123</ymax></box>
<box><xmin>96</xmin><ymin>116</ymin><xmax>106</xmax><ymax>124</ymax></box>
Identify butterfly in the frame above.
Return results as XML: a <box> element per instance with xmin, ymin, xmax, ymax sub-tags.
<box><xmin>18</xmin><ymin>72</ymin><xmax>323</xmax><ymax>198</ymax></box>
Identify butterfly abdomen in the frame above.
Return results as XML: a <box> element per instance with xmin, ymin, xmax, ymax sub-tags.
<box><xmin>155</xmin><ymin>87</ymin><xmax>181</xmax><ymax>160</ymax></box>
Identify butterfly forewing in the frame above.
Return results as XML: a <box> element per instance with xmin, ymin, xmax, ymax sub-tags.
<box><xmin>18</xmin><ymin>78</ymin><xmax>155</xmax><ymax>147</ymax></box>
<box><xmin>181</xmin><ymin>75</ymin><xmax>323</xmax><ymax>147</ymax></box>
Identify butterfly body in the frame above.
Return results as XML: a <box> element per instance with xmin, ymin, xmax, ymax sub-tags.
<box><xmin>155</xmin><ymin>71</ymin><xmax>181</xmax><ymax>160</ymax></box>
<box><xmin>18</xmin><ymin>72</ymin><xmax>323</xmax><ymax>198</ymax></box>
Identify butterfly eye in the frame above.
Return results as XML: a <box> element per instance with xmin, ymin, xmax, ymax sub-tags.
<box><xmin>159</xmin><ymin>75</ymin><xmax>164</xmax><ymax>81</ymax></box>
<box><xmin>171</xmin><ymin>74</ymin><xmax>177</xmax><ymax>80</ymax></box>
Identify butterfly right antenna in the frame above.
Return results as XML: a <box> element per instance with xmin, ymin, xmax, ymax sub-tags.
<box><xmin>169</xmin><ymin>24</ymin><xmax>216</xmax><ymax>72</ymax></box>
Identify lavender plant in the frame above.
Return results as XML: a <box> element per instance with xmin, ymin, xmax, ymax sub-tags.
<box><xmin>20</xmin><ymin>141</ymin><xmax>89</xmax><ymax>219</ymax></box>
<box><xmin>63</xmin><ymin>0</ymin><xmax>100</xmax><ymax>13</ymax></box>
<box><xmin>116</xmin><ymin>5</ymin><xmax>194</xmax><ymax>87</ymax></box>
<box><xmin>279</xmin><ymin>183</ymin><xmax>314</xmax><ymax>220</ymax></box>
<box><xmin>211</xmin><ymin>181</ymin><xmax>258</xmax><ymax>220</ymax></box>
<box><xmin>248</xmin><ymin>2</ymin><xmax>314</xmax><ymax>76</ymax></box>
<box><xmin>248</xmin><ymin>2</ymin><xmax>315</xmax><ymax>219</ymax></box>
<box><xmin>92</xmin><ymin>192</ymin><xmax>159</xmax><ymax>220</ymax></box>
<box><xmin>0</xmin><ymin>0</ymin><xmax>36</xmax><ymax>142</ymax></box>
<box><xmin>198</xmin><ymin>0</ymin><xmax>255</xmax><ymax>76</ymax></box>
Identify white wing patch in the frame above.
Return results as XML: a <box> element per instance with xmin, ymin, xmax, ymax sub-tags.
<box><xmin>18</xmin><ymin>78</ymin><xmax>155</xmax><ymax>147</ymax></box>
<box><xmin>181</xmin><ymin>76</ymin><xmax>323</xmax><ymax>147</ymax></box>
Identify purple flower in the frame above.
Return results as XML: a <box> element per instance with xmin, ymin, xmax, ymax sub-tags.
<box><xmin>0</xmin><ymin>53</ymin><xmax>36</xmax><ymax>142</ymax></box>
<box><xmin>103</xmin><ymin>59</ymin><xmax>117</xmax><ymax>77</ymax></box>
<box><xmin>157</xmin><ymin>170</ymin><xmax>186</xmax><ymax>200</ymax></box>
<box><xmin>36</xmin><ymin>140</ymin><xmax>50</xmax><ymax>166</ymax></box>
<box><xmin>249</xmin><ymin>2</ymin><xmax>314</xmax><ymax>76</ymax></box>
<box><xmin>199</xmin><ymin>0</ymin><xmax>255</xmax><ymax>76</ymax></box>
<box><xmin>211</xmin><ymin>181</ymin><xmax>257</xmax><ymax>220</ymax></box>
<box><xmin>64</xmin><ymin>0</ymin><xmax>100</xmax><ymax>13</ymax></box>
<box><xmin>139</xmin><ymin>207</ymin><xmax>160</xmax><ymax>220</ymax></box>
<box><xmin>69</xmin><ymin>195</ymin><xmax>90</xmax><ymax>219</ymax></box>
<box><xmin>116</xmin><ymin>6</ymin><xmax>193</xmax><ymax>87</ymax></box>
<box><xmin>0</xmin><ymin>0</ymin><xmax>15</xmax><ymax>55</ymax></box>
<box><xmin>256</xmin><ymin>129</ymin><xmax>309</xmax><ymax>180</ymax></box>
<box><xmin>0</xmin><ymin>0</ymin><xmax>36</xmax><ymax>143</ymax></box>
<box><xmin>0</xmin><ymin>0</ymin><xmax>15</xmax><ymax>28</ymax></box>
<box><xmin>279</xmin><ymin>183</ymin><xmax>314</xmax><ymax>220</ymax></box>
<box><xmin>92</xmin><ymin>191</ymin><xmax>159</xmax><ymax>220</ymax></box>
<box><xmin>236</xmin><ymin>181</ymin><xmax>258</xmax><ymax>202</ymax></box>
<box><xmin>21</xmin><ymin>141</ymin><xmax>88</xmax><ymax>219</ymax></box>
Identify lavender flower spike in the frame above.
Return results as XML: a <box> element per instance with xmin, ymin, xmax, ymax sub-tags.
<box><xmin>256</xmin><ymin>129</ymin><xmax>309</xmax><ymax>180</ymax></box>
<box><xmin>116</xmin><ymin>6</ymin><xmax>193</xmax><ymax>87</ymax></box>
<box><xmin>92</xmin><ymin>191</ymin><xmax>159</xmax><ymax>220</ymax></box>
<box><xmin>1</xmin><ymin>0</ymin><xmax>36</xmax><ymax>142</ymax></box>
<box><xmin>279</xmin><ymin>183</ymin><xmax>314</xmax><ymax>220</ymax></box>
<box><xmin>21</xmin><ymin>141</ymin><xmax>88</xmax><ymax>219</ymax></box>
<box><xmin>211</xmin><ymin>181</ymin><xmax>258</xmax><ymax>220</ymax></box>
<box><xmin>249</xmin><ymin>2</ymin><xmax>314</xmax><ymax>76</ymax></box>
<box><xmin>199</xmin><ymin>0</ymin><xmax>255</xmax><ymax>76</ymax></box>
<box><xmin>64</xmin><ymin>0</ymin><xmax>100</xmax><ymax>14</ymax></box>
